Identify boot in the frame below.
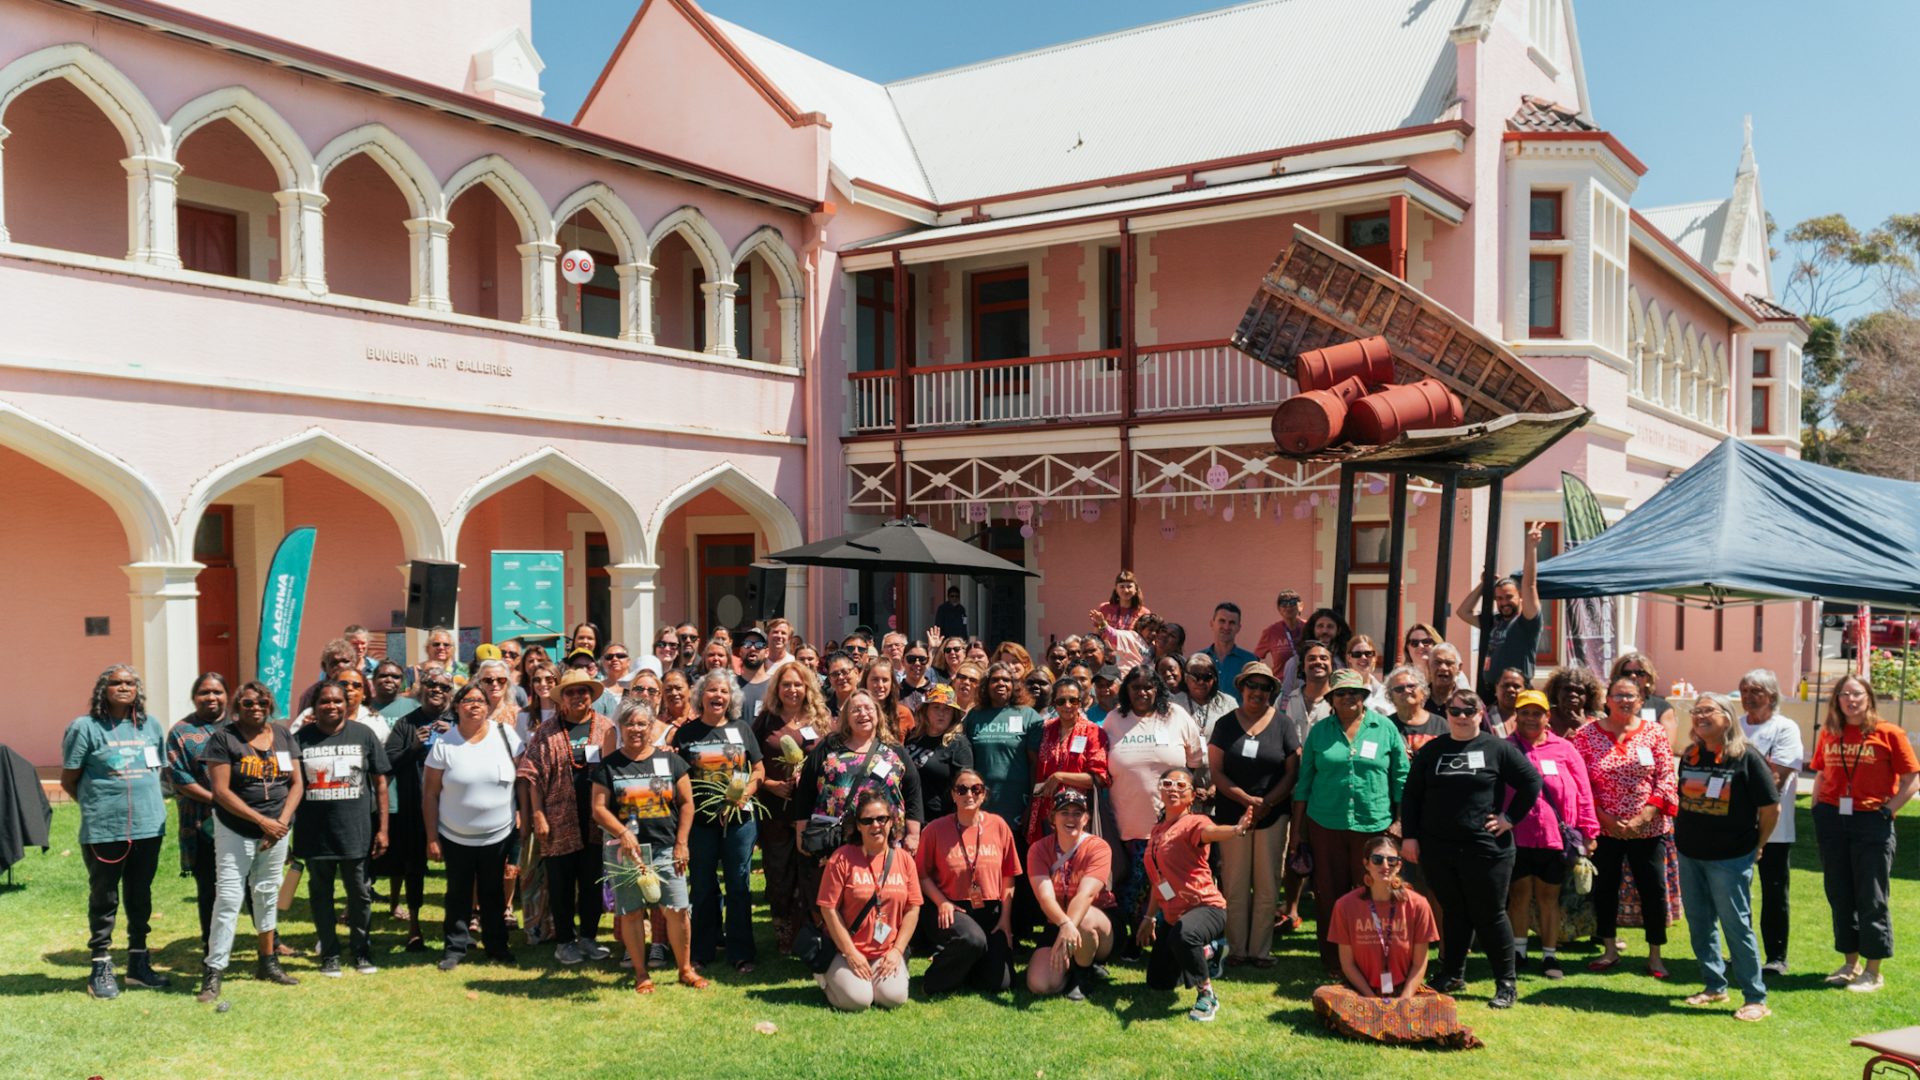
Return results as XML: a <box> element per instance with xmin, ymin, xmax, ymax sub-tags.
<box><xmin>86</xmin><ymin>957</ymin><xmax>120</xmax><ymax>999</ymax></box>
<box><xmin>1490</xmin><ymin>979</ymin><xmax>1518</xmax><ymax>1009</ymax></box>
<box><xmin>255</xmin><ymin>954</ymin><xmax>300</xmax><ymax>986</ymax></box>
<box><xmin>195</xmin><ymin>965</ymin><xmax>223</xmax><ymax>1004</ymax></box>
<box><xmin>125</xmin><ymin>948</ymin><xmax>172</xmax><ymax>990</ymax></box>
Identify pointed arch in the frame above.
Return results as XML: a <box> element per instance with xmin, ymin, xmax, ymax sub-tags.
<box><xmin>314</xmin><ymin>123</ymin><xmax>441</xmax><ymax>219</ymax></box>
<box><xmin>0</xmin><ymin>401</ymin><xmax>172</xmax><ymax>563</ymax></box>
<box><xmin>1626</xmin><ymin>287</ymin><xmax>1643</xmax><ymax>396</ymax></box>
<box><xmin>646</xmin><ymin>205</ymin><xmax>729</xmax><ymax>282</ymax></box>
<box><xmin>1642</xmin><ymin>298</ymin><xmax>1665</xmax><ymax>404</ymax></box>
<box><xmin>645</xmin><ymin>461</ymin><xmax>802</xmax><ymax>558</ymax></box>
<box><xmin>551</xmin><ymin>181</ymin><xmax>645</xmax><ymax>264</ymax></box>
<box><xmin>447</xmin><ymin>448</ymin><xmax>645</xmax><ymax>565</ymax></box>
<box><xmin>730</xmin><ymin>226</ymin><xmax>803</xmax><ymax>298</ymax></box>
<box><xmin>0</xmin><ymin>43</ymin><xmax>164</xmax><ymax>158</ymax></box>
<box><xmin>167</xmin><ymin>86</ymin><xmax>316</xmax><ymax>191</ymax></box>
<box><xmin>443</xmin><ymin>154</ymin><xmax>553</xmax><ymax>244</ymax></box>
<box><xmin>1665</xmin><ymin>311</ymin><xmax>1687</xmax><ymax>408</ymax></box>
<box><xmin>178</xmin><ymin>428</ymin><xmax>445</xmax><ymax>561</ymax></box>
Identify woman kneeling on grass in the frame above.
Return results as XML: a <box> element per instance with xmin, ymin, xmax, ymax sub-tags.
<box><xmin>817</xmin><ymin>792</ymin><xmax>923</xmax><ymax>1011</ymax></box>
<box><xmin>592</xmin><ymin>698</ymin><xmax>703</xmax><ymax>994</ymax></box>
<box><xmin>1138</xmin><ymin>766</ymin><xmax>1252</xmax><ymax>1023</ymax></box>
<box><xmin>1025</xmin><ymin>788</ymin><xmax>1115</xmax><ymax>1000</ymax></box>
<box><xmin>1311</xmin><ymin>836</ymin><xmax>1482</xmax><ymax>1049</ymax></box>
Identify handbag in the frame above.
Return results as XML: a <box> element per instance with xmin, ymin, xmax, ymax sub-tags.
<box><xmin>791</xmin><ymin>846</ymin><xmax>893</xmax><ymax>974</ymax></box>
<box><xmin>1287</xmin><ymin>841</ymin><xmax>1314</xmax><ymax>878</ymax></box>
<box><xmin>1086</xmin><ymin>785</ymin><xmax>1128</xmax><ymax>893</ymax></box>
<box><xmin>1557</xmin><ymin>822</ymin><xmax>1589</xmax><ymax>866</ymax></box>
<box><xmin>800</xmin><ymin>745</ymin><xmax>880</xmax><ymax>857</ymax></box>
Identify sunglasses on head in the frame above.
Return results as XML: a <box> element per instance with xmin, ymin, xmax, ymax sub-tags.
<box><xmin>1367</xmin><ymin>854</ymin><xmax>1403</xmax><ymax>868</ymax></box>
<box><xmin>952</xmin><ymin>783</ymin><xmax>986</xmax><ymax>796</ymax></box>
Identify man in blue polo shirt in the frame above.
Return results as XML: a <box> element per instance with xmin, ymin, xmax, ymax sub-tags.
<box><xmin>1201</xmin><ymin>602</ymin><xmax>1256</xmax><ymax>690</ymax></box>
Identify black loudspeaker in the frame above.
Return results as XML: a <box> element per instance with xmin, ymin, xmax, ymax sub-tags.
<box><xmin>405</xmin><ymin>559</ymin><xmax>460</xmax><ymax>630</ymax></box>
<box><xmin>745</xmin><ymin>563</ymin><xmax>787</xmax><ymax>621</ymax></box>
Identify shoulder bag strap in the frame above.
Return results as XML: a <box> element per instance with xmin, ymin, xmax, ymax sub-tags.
<box><xmin>846</xmin><ymin>845</ymin><xmax>894</xmax><ymax>936</ymax></box>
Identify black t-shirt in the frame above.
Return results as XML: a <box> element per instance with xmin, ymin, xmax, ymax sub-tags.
<box><xmin>1482</xmin><ymin>612</ymin><xmax>1543</xmax><ymax>685</ymax></box>
<box><xmin>593</xmin><ymin>749</ymin><xmax>689</xmax><ymax>855</ymax></box>
<box><xmin>1403</xmin><ymin>732</ymin><xmax>1542</xmax><ymax>857</ymax></box>
<box><xmin>1207</xmin><ymin>709</ymin><xmax>1300</xmax><ymax>829</ymax></box>
<box><xmin>1675</xmin><ymin>746</ymin><xmax>1780</xmax><ymax>861</ymax></box>
<box><xmin>202</xmin><ymin>724</ymin><xmax>297</xmax><ymax>839</ymax></box>
<box><xmin>671</xmin><ymin>718</ymin><xmax>764</xmax><ymax>826</ymax></box>
<box><xmin>905</xmin><ymin>732</ymin><xmax>974</xmax><ymax>821</ymax></box>
<box><xmin>293</xmin><ymin>721</ymin><xmax>393</xmax><ymax>859</ymax></box>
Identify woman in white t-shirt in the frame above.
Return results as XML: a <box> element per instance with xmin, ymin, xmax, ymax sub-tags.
<box><xmin>423</xmin><ymin>682</ymin><xmax>524</xmax><ymax>970</ymax></box>
<box><xmin>1102</xmin><ymin>666</ymin><xmax>1205</xmax><ymax>952</ymax></box>
<box><xmin>1738</xmin><ymin>669</ymin><xmax>1804</xmax><ymax>975</ymax></box>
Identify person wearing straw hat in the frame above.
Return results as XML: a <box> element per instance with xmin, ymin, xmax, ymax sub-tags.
<box><xmin>517</xmin><ymin>667</ymin><xmax>616</xmax><ymax>965</ymax></box>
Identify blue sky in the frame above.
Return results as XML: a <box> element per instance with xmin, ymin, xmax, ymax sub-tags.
<box><xmin>533</xmin><ymin>0</ymin><xmax>1918</xmax><ymax>306</ymax></box>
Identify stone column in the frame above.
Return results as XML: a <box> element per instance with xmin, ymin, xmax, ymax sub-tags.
<box><xmin>404</xmin><ymin>216</ymin><xmax>453</xmax><ymax>311</ymax></box>
<box><xmin>606</xmin><ymin>563</ymin><xmax>659</xmax><ymax>662</ymax></box>
<box><xmin>0</xmin><ymin>123</ymin><xmax>11</xmax><ymax>243</ymax></box>
<box><xmin>124</xmin><ymin>562</ymin><xmax>202</xmax><ymax>730</ymax></box>
<box><xmin>123</xmin><ymin>155</ymin><xmax>182</xmax><ymax>269</ymax></box>
<box><xmin>702</xmin><ymin>279</ymin><xmax>739</xmax><ymax>359</ymax></box>
<box><xmin>777</xmin><ymin>295</ymin><xmax>804</xmax><ymax>367</ymax></box>
<box><xmin>274</xmin><ymin>188</ymin><xmax>329</xmax><ymax>293</ymax></box>
<box><xmin>517</xmin><ymin>240</ymin><xmax>560</xmax><ymax>329</ymax></box>
<box><xmin>615</xmin><ymin>261</ymin><xmax>655</xmax><ymax>344</ymax></box>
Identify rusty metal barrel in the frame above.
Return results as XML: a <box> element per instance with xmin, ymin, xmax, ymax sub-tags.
<box><xmin>1270</xmin><ymin>375</ymin><xmax>1368</xmax><ymax>454</ymax></box>
<box><xmin>1344</xmin><ymin>379</ymin><xmax>1465</xmax><ymax>444</ymax></box>
<box><xmin>1294</xmin><ymin>336</ymin><xmax>1393</xmax><ymax>393</ymax></box>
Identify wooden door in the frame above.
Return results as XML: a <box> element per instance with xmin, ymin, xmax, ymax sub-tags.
<box><xmin>697</xmin><ymin>533</ymin><xmax>755</xmax><ymax>633</ymax></box>
<box><xmin>195</xmin><ymin>505</ymin><xmax>241</xmax><ymax>680</ymax></box>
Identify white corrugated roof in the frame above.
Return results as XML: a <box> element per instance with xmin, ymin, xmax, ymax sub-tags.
<box><xmin>714</xmin><ymin>0</ymin><xmax>1468</xmax><ymax>207</ymax></box>
<box><xmin>1640</xmin><ymin>199</ymin><xmax>1729</xmax><ymax>267</ymax></box>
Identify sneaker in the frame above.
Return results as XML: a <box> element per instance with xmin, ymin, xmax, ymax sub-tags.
<box><xmin>352</xmin><ymin>954</ymin><xmax>379</xmax><ymax>976</ymax></box>
<box><xmin>1428</xmin><ymin>974</ymin><xmax>1466</xmax><ymax>994</ymax></box>
<box><xmin>254</xmin><ymin>956</ymin><xmax>300</xmax><ymax>986</ymax></box>
<box><xmin>1205</xmin><ymin>937</ymin><xmax>1229</xmax><ymax>981</ymax></box>
<box><xmin>195</xmin><ymin>965</ymin><xmax>222</xmax><ymax>1004</ymax></box>
<box><xmin>437</xmin><ymin>953</ymin><xmax>463</xmax><ymax>972</ymax></box>
<box><xmin>1490</xmin><ymin>981</ymin><xmax>1518</xmax><ymax>1009</ymax></box>
<box><xmin>317</xmin><ymin>955</ymin><xmax>344</xmax><ymax>978</ymax></box>
<box><xmin>1086</xmin><ymin>964</ymin><xmax>1112</xmax><ymax>983</ymax></box>
<box><xmin>1847</xmin><ymin>971</ymin><xmax>1886</xmax><ymax>993</ymax></box>
<box><xmin>1188</xmin><ymin>989</ymin><xmax>1219</xmax><ymax>1022</ymax></box>
<box><xmin>555</xmin><ymin>941</ymin><xmax>585</xmax><ymax>965</ymax></box>
<box><xmin>1541</xmin><ymin>955</ymin><xmax>1565</xmax><ymax>980</ymax></box>
<box><xmin>1761</xmin><ymin>959</ymin><xmax>1789</xmax><ymax>976</ymax></box>
<box><xmin>86</xmin><ymin>958</ymin><xmax>120</xmax><ymax>1000</ymax></box>
<box><xmin>581</xmin><ymin>939</ymin><xmax>612</xmax><ymax>961</ymax></box>
<box><xmin>646</xmin><ymin>943</ymin><xmax>670</xmax><ymax>971</ymax></box>
<box><xmin>124</xmin><ymin>949</ymin><xmax>172</xmax><ymax>990</ymax></box>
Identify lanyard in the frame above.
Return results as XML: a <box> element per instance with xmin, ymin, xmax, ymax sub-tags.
<box><xmin>1367</xmin><ymin>896</ymin><xmax>1397</xmax><ymax>974</ymax></box>
<box><xmin>1835</xmin><ymin>731</ymin><xmax>1867</xmax><ymax>790</ymax></box>
<box><xmin>957</xmin><ymin>817</ymin><xmax>984</xmax><ymax>879</ymax></box>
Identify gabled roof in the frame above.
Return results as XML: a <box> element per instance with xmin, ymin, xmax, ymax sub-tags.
<box><xmin>710</xmin><ymin>0</ymin><xmax>1470</xmax><ymax>207</ymax></box>
<box><xmin>1746</xmin><ymin>293</ymin><xmax>1805</xmax><ymax>326</ymax></box>
<box><xmin>1639</xmin><ymin>199</ymin><xmax>1731</xmax><ymax>268</ymax></box>
<box><xmin>1641</xmin><ymin>118</ymin><xmax>1774</xmax><ymax>297</ymax></box>
<box><xmin>1507</xmin><ymin>95</ymin><xmax>1597</xmax><ymax>133</ymax></box>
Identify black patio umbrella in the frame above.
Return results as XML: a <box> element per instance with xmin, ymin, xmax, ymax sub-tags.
<box><xmin>765</xmin><ymin>517</ymin><xmax>1037</xmax><ymax>577</ymax></box>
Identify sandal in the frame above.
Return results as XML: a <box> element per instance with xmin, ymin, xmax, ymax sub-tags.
<box><xmin>1273</xmin><ymin>914</ymin><xmax>1302</xmax><ymax>934</ymax></box>
<box><xmin>1825</xmin><ymin>966</ymin><xmax>1862</xmax><ymax>987</ymax></box>
<box><xmin>1646</xmin><ymin>963</ymin><xmax>1669</xmax><ymax>980</ymax></box>
<box><xmin>1733</xmin><ymin>1002</ymin><xmax>1771</xmax><ymax>1022</ymax></box>
<box><xmin>1684</xmin><ymin>991</ymin><xmax>1729</xmax><ymax>1006</ymax></box>
<box><xmin>404</xmin><ymin>934</ymin><xmax>427</xmax><ymax>953</ymax></box>
<box><xmin>1586</xmin><ymin>954</ymin><xmax>1623</xmax><ymax>973</ymax></box>
<box><xmin>633</xmin><ymin>978</ymin><xmax>656</xmax><ymax>995</ymax></box>
<box><xmin>391</xmin><ymin>905</ymin><xmax>412</xmax><ymax>923</ymax></box>
<box><xmin>678</xmin><ymin>968</ymin><xmax>710</xmax><ymax>989</ymax></box>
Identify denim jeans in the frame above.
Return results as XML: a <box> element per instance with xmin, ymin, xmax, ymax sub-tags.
<box><xmin>1678</xmin><ymin>850</ymin><xmax>1765</xmax><ymax>1004</ymax></box>
<box><xmin>205</xmin><ymin>820</ymin><xmax>289</xmax><ymax>972</ymax></box>
<box><xmin>688</xmin><ymin>817</ymin><xmax>758</xmax><ymax>966</ymax></box>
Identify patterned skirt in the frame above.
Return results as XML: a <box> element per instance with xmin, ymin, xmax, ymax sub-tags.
<box><xmin>1617</xmin><ymin>833</ymin><xmax>1682</xmax><ymax>929</ymax></box>
<box><xmin>1311</xmin><ymin>985</ymin><xmax>1483</xmax><ymax>1049</ymax></box>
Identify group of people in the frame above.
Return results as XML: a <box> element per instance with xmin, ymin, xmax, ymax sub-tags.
<box><xmin>58</xmin><ymin>564</ymin><xmax>1917</xmax><ymax>1042</ymax></box>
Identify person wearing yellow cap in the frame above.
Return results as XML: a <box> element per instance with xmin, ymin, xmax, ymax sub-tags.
<box><xmin>1504</xmin><ymin>687</ymin><xmax>1599</xmax><ymax>979</ymax></box>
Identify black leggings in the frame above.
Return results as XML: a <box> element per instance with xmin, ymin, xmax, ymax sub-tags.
<box><xmin>1756</xmin><ymin>842</ymin><xmax>1791</xmax><ymax>965</ymax></box>
<box><xmin>1592</xmin><ymin>834</ymin><xmax>1667</xmax><ymax>946</ymax></box>
<box><xmin>442</xmin><ymin>834</ymin><xmax>511</xmax><ymax>957</ymax></box>
<box><xmin>1421</xmin><ymin>839</ymin><xmax>1516</xmax><ymax>983</ymax></box>
<box><xmin>1146</xmin><ymin>905</ymin><xmax>1228</xmax><ymax>990</ymax></box>
<box><xmin>83</xmin><ymin>836</ymin><xmax>163</xmax><ymax>957</ymax></box>
<box><xmin>921</xmin><ymin>901</ymin><xmax>1013</xmax><ymax>994</ymax></box>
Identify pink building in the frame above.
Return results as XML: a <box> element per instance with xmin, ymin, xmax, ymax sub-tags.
<box><xmin>0</xmin><ymin>0</ymin><xmax>1808</xmax><ymax>765</ymax></box>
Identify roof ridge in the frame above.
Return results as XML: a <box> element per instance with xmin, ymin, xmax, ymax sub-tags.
<box><xmin>884</xmin><ymin>0</ymin><xmax>1301</xmax><ymax>88</ymax></box>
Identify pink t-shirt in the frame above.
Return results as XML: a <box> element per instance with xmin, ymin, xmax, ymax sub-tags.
<box><xmin>1027</xmin><ymin>832</ymin><xmax>1115</xmax><ymax>912</ymax></box>
<box><xmin>819</xmin><ymin>843</ymin><xmax>923</xmax><ymax>959</ymax></box>
<box><xmin>915</xmin><ymin>812</ymin><xmax>1022</xmax><ymax>905</ymax></box>
<box><xmin>1144</xmin><ymin>812</ymin><xmax>1226</xmax><ymax>924</ymax></box>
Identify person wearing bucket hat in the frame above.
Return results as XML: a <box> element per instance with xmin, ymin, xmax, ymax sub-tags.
<box><xmin>1291</xmin><ymin>668</ymin><xmax>1409</xmax><ymax>973</ymax></box>
<box><xmin>517</xmin><ymin>667</ymin><xmax>616</xmax><ymax>965</ymax></box>
<box><xmin>1504</xmin><ymin>687</ymin><xmax>1600</xmax><ymax>979</ymax></box>
<box><xmin>1208</xmin><ymin>661</ymin><xmax>1299</xmax><ymax>967</ymax></box>
<box><xmin>906</xmin><ymin>682</ymin><xmax>974</xmax><ymax>822</ymax></box>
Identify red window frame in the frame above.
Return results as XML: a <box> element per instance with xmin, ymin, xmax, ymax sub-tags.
<box><xmin>1751</xmin><ymin>385</ymin><xmax>1773</xmax><ymax>435</ymax></box>
<box><xmin>1528</xmin><ymin>255</ymin><xmax>1563</xmax><ymax>339</ymax></box>
<box><xmin>1751</xmin><ymin>348</ymin><xmax>1773</xmax><ymax>378</ymax></box>
<box><xmin>970</xmin><ymin>267</ymin><xmax>1031</xmax><ymax>362</ymax></box>
<box><xmin>1528</xmin><ymin>190</ymin><xmax>1564</xmax><ymax>240</ymax></box>
<box><xmin>854</xmin><ymin>269</ymin><xmax>898</xmax><ymax>372</ymax></box>
<box><xmin>178</xmin><ymin>204</ymin><xmax>241</xmax><ymax>278</ymax></box>
<box><xmin>697</xmin><ymin>533</ymin><xmax>755</xmax><ymax>633</ymax></box>
<box><xmin>1532</xmin><ymin>522</ymin><xmax>1561</xmax><ymax>667</ymax></box>
<box><xmin>1349</xmin><ymin>522</ymin><xmax>1392</xmax><ymax>573</ymax></box>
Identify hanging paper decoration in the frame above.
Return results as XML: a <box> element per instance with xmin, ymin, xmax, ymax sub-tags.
<box><xmin>1366</xmin><ymin>475</ymin><xmax>1386</xmax><ymax>495</ymax></box>
<box><xmin>1080</xmin><ymin>503</ymin><xmax>1101</xmax><ymax>524</ymax></box>
<box><xmin>1309</xmin><ymin>492</ymin><xmax>1322</xmax><ymax>507</ymax></box>
<box><xmin>1294</xmin><ymin>500</ymin><xmax>1312</xmax><ymax>519</ymax></box>
<box><xmin>967</xmin><ymin>502</ymin><xmax>988</xmax><ymax>523</ymax></box>
<box><xmin>1160</xmin><ymin>520</ymin><xmax>1177</xmax><ymax>541</ymax></box>
<box><xmin>1222</xmin><ymin>503</ymin><xmax>1235</xmax><ymax>523</ymax></box>
<box><xmin>1413</xmin><ymin>492</ymin><xmax>1428</xmax><ymax>509</ymax></box>
<box><xmin>1019</xmin><ymin>523</ymin><xmax>1034</xmax><ymax>539</ymax></box>
<box><xmin>1014</xmin><ymin>500</ymin><xmax>1033</xmax><ymax>522</ymax></box>
<box><xmin>1204</xmin><ymin>463</ymin><xmax>1230</xmax><ymax>490</ymax></box>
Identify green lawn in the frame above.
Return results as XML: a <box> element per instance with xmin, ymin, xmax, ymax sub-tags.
<box><xmin>3</xmin><ymin>801</ymin><xmax>1915</xmax><ymax>1079</ymax></box>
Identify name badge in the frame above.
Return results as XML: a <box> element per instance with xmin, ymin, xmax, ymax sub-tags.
<box><xmin>800</xmin><ymin>725</ymin><xmax>819</xmax><ymax>742</ymax></box>
<box><xmin>652</xmin><ymin>756</ymin><xmax>671</xmax><ymax>776</ymax></box>
<box><xmin>1706</xmin><ymin>776</ymin><xmax>1726</xmax><ymax>799</ymax></box>
<box><xmin>722</xmin><ymin>727</ymin><xmax>743</xmax><ymax>745</ymax></box>
<box><xmin>871</xmin><ymin>759</ymin><xmax>894</xmax><ymax>780</ymax></box>
<box><xmin>1153</xmin><ymin>727</ymin><xmax>1171</xmax><ymax>746</ymax></box>
<box><xmin>1239</xmin><ymin>739</ymin><xmax>1259</xmax><ymax>759</ymax></box>
<box><xmin>585</xmin><ymin>745</ymin><xmax>602</xmax><ymax>764</ymax></box>
<box><xmin>274</xmin><ymin>751</ymin><xmax>293</xmax><ymax>771</ymax></box>
<box><xmin>1379</xmin><ymin>972</ymin><xmax>1395</xmax><ymax>995</ymax></box>
<box><xmin>1157</xmin><ymin>880</ymin><xmax>1176</xmax><ymax>901</ymax></box>
<box><xmin>1008</xmin><ymin>716</ymin><xmax>1025</xmax><ymax>735</ymax></box>
<box><xmin>497</xmin><ymin>759</ymin><xmax>516</xmax><ymax>784</ymax></box>
<box><xmin>1634</xmin><ymin>745</ymin><xmax>1655</xmax><ymax>767</ymax></box>
<box><xmin>142</xmin><ymin>745</ymin><xmax>162</xmax><ymax>769</ymax></box>
<box><xmin>872</xmin><ymin>920</ymin><xmax>892</xmax><ymax>944</ymax></box>
<box><xmin>1839</xmin><ymin>797</ymin><xmax>1855</xmax><ymax>816</ymax></box>
<box><xmin>1540</xmin><ymin>759</ymin><xmax>1559</xmax><ymax>777</ymax></box>
<box><xmin>1070</xmin><ymin>734</ymin><xmax>1088</xmax><ymax>754</ymax></box>
<box><xmin>1466</xmin><ymin>751</ymin><xmax>1486</xmax><ymax>769</ymax></box>
<box><xmin>332</xmin><ymin>759</ymin><xmax>355</xmax><ymax>782</ymax></box>
<box><xmin>1358</xmin><ymin>740</ymin><xmax>1378</xmax><ymax>760</ymax></box>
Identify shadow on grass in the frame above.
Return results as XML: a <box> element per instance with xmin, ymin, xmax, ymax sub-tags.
<box><xmin>0</xmin><ymin>972</ymin><xmax>85</xmax><ymax>996</ymax></box>
<box><xmin>1522</xmin><ymin>983</ymin><xmax>1721</xmax><ymax>1015</ymax></box>
<box><xmin>464</xmin><ymin>967</ymin><xmax>611</xmax><ymax>1001</ymax></box>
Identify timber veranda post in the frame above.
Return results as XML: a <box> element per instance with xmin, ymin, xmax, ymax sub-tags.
<box><xmin>1332</xmin><ymin>464</ymin><xmax>1358</xmax><ymax>629</ymax></box>
<box><xmin>1384</xmin><ymin>472</ymin><xmax>1409</xmax><ymax>670</ymax></box>
<box><xmin>1476</xmin><ymin>476</ymin><xmax>1505</xmax><ymax>694</ymax></box>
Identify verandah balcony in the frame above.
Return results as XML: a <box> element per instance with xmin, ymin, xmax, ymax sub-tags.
<box><xmin>846</xmin><ymin>339</ymin><xmax>1293</xmax><ymax>434</ymax></box>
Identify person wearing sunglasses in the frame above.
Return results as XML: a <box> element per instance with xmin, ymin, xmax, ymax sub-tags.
<box><xmin>1343</xmin><ymin>636</ymin><xmax>1389</xmax><ymax>714</ymax></box>
<box><xmin>652</xmin><ymin>633</ymin><xmax>681</xmax><ymax>672</ymax></box>
<box><xmin>1401</xmin><ymin>689</ymin><xmax>1540</xmax><ymax>1009</ymax></box>
<box><xmin>754</xmin><ymin>660</ymin><xmax>833</xmax><ymax>953</ymax></box>
<box><xmin>409</xmin><ymin>628</ymin><xmax>468</xmax><ymax>689</ymax></box>
<box><xmin>1504</xmin><ymin>688</ymin><xmax>1598</xmax><ymax>981</ymax></box>
<box><xmin>1382</xmin><ymin>666</ymin><xmax>1446</xmax><ymax>755</ymax></box>
<box><xmin>949</xmin><ymin>661</ymin><xmax>985</xmax><ymax>715</ymax></box>
<box><xmin>898</xmin><ymin>644</ymin><xmax>943</xmax><ymax>713</ymax></box>
<box><xmin>517</xmin><ymin>668</ymin><xmax>617</xmax><ymax>965</ymax></box>
<box><xmin>906</xmin><ymin>683</ymin><xmax>974</xmax><ymax>824</ymax></box>
<box><xmin>1174</xmin><ymin>654</ymin><xmax>1238</xmax><ymax>757</ymax></box>
<box><xmin>933</xmin><ymin>634</ymin><xmax>969</xmax><ymax>681</ymax></box>
<box><xmin>1291</xmin><ymin>669</ymin><xmax>1409</xmax><ymax>974</ymax></box>
<box><xmin>1572</xmin><ymin>675</ymin><xmax>1679</xmax><ymax>979</ymax></box>
<box><xmin>1025</xmin><ymin>788</ymin><xmax>1116</xmax><ymax>999</ymax></box>
<box><xmin>1399</xmin><ymin>623</ymin><xmax>1442</xmax><ymax>676</ymax></box>
<box><xmin>1609</xmin><ymin>651</ymin><xmax>1676</xmax><ymax>740</ymax></box>
<box><xmin>1255</xmin><ymin>588</ymin><xmax>1308</xmax><ymax>678</ymax></box>
<box><xmin>1312</xmin><ymin>836</ymin><xmax>1481</xmax><ymax>1049</ymax></box>
<box><xmin>1207</xmin><ymin>662</ymin><xmax>1299</xmax><ymax>969</ymax></box>
<box><xmin>735</xmin><ymin>628</ymin><xmax>774</xmax><ymax>721</ymax></box>
<box><xmin>915</xmin><ymin>769</ymin><xmax>1022</xmax><ymax>995</ymax></box>
<box><xmin>1139</xmin><ymin>767</ymin><xmax>1253</xmax><ymax>1022</ymax></box>
<box><xmin>674</xmin><ymin>624</ymin><xmax>704</xmax><ymax>682</ymax></box>
<box><xmin>817</xmin><ymin>792</ymin><xmax>923</xmax><ymax>1011</ymax></box>
<box><xmin>1028</xmin><ymin>679</ymin><xmax>1112</xmax><ymax>847</ymax></box>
